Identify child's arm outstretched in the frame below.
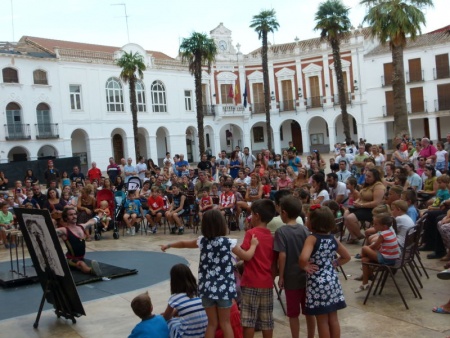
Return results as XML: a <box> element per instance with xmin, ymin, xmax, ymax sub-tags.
<box><xmin>160</xmin><ymin>239</ymin><xmax>198</xmax><ymax>252</ymax></box>
<box><xmin>299</xmin><ymin>235</ymin><xmax>319</xmax><ymax>274</ymax></box>
<box><xmin>232</xmin><ymin>235</ymin><xmax>258</xmax><ymax>261</ymax></box>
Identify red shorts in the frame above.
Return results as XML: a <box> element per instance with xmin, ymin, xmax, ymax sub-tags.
<box><xmin>285</xmin><ymin>288</ymin><xmax>306</xmax><ymax>318</ymax></box>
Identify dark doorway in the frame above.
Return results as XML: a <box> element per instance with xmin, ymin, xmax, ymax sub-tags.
<box><xmin>290</xmin><ymin>121</ymin><xmax>303</xmax><ymax>154</ymax></box>
<box><xmin>112</xmin><ymin>134</ymin><xmax>124</xmax><ymax>163</ymax></box>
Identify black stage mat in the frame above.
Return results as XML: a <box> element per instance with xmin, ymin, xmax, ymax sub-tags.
<box><xmin>72</xmin><ymin>259</ymin><xmax>137</xmax><ymax>285</ymax></box>
<box><xmin>0</xmin><ymin>251</ymin><xmax>188</xmax><ymax>321</ymax></box>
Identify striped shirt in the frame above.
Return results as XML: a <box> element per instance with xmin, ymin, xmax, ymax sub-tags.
<box><xmin>168</xmin><ymin>293</ymin><xmax>207</xmax><ymax>337</ymax></box>
<box><xmin>379</xmin><ymin>229</ymin><xmax>400</xmax><ymax>260</ymax></box>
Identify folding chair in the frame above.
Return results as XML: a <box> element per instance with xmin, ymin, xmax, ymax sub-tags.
<box><xmin>273</xmin><ymin>279</ymin><xmax>287</xmax><ymax>316</ymax></box>
<box><xmin>362</xmin><ymin>226</ymin><xmax>422</xmax><ymax>309</ymax></box>
<box><xmin>412</xmin><ymin>216</ymin><xmax>429</xmax><ymax>279</ymax></box>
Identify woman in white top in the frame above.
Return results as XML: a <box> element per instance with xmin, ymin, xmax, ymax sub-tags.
<box><xmin>371</xmin><ymin>145</ymin><xmax>385</xmax><ymax>167</ymax></box>
<box><xmin>310</xmin><ymin>173</ymin><xmax>329</xmax><ymax>205</ymax></box>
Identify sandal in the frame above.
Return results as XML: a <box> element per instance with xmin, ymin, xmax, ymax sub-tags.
<box><xmin>432</xmin><ymin>306</ymin><xmax>450</xmax><ymax>314</ymax></box>
<box><xmin>354</xmin><ymin>284</ymin><xmax>370</xmax><ymax>293</ymax></box>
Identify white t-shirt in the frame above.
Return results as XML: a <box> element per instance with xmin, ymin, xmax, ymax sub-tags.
<box><xmin>396</xmin><ymin>214</ymin><xmax>415</xmax><ymax>247</ymax></box>
<box><xmin>436</xmin><ymin>150</ymin><xmax>448</xmax><ymax>163</ymax></box>
<box><xmin>329</xmin><ymin>182</ymin><xmax>348</xmax><ymax>203</ymax></box>
<box><xmin>313</xmin><ymin>189</ymin><xmax>330</xmax><ymax>205</ymax></box>
<box><xmin>373</xmin><ymin>154</ymin><xmax>385</xmax><ymax>167</ymax></box>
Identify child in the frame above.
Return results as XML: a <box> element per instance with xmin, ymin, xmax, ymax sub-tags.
<box><xmin>161</xmin><ymin>211</ymin><xmax>259</xmax><ymax>338</ymax></box>
<box><xmin>0</xmin><ymin>202</ymin><xmax>16</xmax><ymax>248</ymax></box>
<box><xmin>391</xmin><ymin>200</ymin><xmax>415</xmax><ymax>247</ymax></box>
<box><xmin>94</xmin><ymin>200</ymin><xmax>111</xmax><ymax>231</ymax></box>
<box><xmin>428</xmin><ymin>174</ymin><xmax>450</xmax><ymax>210</ymax></box>
<box><xmin>261</xmin><ymin>176</ymin><xmax>272</xmax><ymax>199</ymax></box>
<box><xmin>129</xmin><ymin>291</ymin><xmax>169</xmax><ymax>338</ymax></box>
<box><xmin>438</xmin><ymin>210</ymin><xmax>450</xmax><ymax>264</ymax></box>
<box><xmin>161</xmin><ymin>264</ymin><xmax>207</xmax><ymax>338</ymax></box>
<box><xmin>274</xmin><ymin>196</ymin><xmax>315</xmax><ymax>338</ymax></box>
<box><xmin>165</xmin><ymin>184</ymin><xmax>188</xmax><ymax>235</ymax></box>
<box><xmin>401</xmin><ymin>189</ymin><xmax>419</xmax><ymax>223</ymax></box>
<box><xmin>240</xmin><ymin>199</ymin><xmax>276</xmax><ymax>338</ymax></box>
<box><xmin>346</xmin><ymin>177</ymin><xmax>360</xmax><ymax>206</ymax></box>
<box><xmin>198</xmin><ymin>187</ymin><xmax>213</xmax><ymax>222</ymax></box>
<box><xmin>299</xmin><ymin>205</ymin><xmax>350</xmax><ymax>338</ymax></box>
<box><xmin>217</xmin><ymin>182</ymin><xmax>235</xmax><ymax>217</ymax></box>
<box><xmin>123</xmin><ymin>192</ymin><xmax>144</xmax><ymax>236</ymax></box>
<box><xmin>356</xmin><ymin>213</ymin><xmax>400</xmax><ymax>292</ymax></box>
<box><xmin>22</xmin><ymin>190</ymin><xmax>40</xmax><ymax>209</ymax></box>
<box><xmin>435</xmin><ymin>141</ymin><xmax>448</xmax><ymax>173</ymax></box>
<box><xmin>145</xmin><ymin>186</ymin><xmax>165</xmax><ymax>233</ymax></box>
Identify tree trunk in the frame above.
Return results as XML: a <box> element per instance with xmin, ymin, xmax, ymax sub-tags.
<box><xmin>262</xmin><ymin>32</ymin><xmax>272</xmax><ymax>152</ymax></box>
<box><xmin>392</xmin><ymin>44</ymin><xmax>409</xmax><ymax>141</ymax></box>
<box><xmin>194</xmin><ymin>56</ymin><xmax>205</xmax><ymax>157</ymax></box>
<box><xmin>129</xmin><ymin>78</ymin><xmax>140</xmax><ymax>160</ymax></box>
<box><xmin>331</xmin><ymin>38</ymin><xmax>351</xmax><ymax>144</ymax></box>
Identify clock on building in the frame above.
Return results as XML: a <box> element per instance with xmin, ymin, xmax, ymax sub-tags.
<box><xmin>218</xmin><ymin>40</ymin><xmax>228</xmax><ymax>52</ymax></box>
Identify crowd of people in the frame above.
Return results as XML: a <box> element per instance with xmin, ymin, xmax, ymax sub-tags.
<box><xmin>1</xmin><ymin>134</ymin><xmax>450</xmax><ymax>337</ymax></box>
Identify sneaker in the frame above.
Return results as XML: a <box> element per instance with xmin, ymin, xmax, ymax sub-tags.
<box><xmin>152</xmin><ymin>225</ymin><xmax>157</xmax><ymax>234</ymax></box>
<box><xmin>354</xmin><ymin>253</ymin><xmax>362</xmax><ymax>260</ymax></box>
<box><xmin>354</xmin><ymin>284</ymin><xmax>370</xmax><ymax>293</ymax></box>
<box><xmin>126</xmin><ymin>228</ymin><xmax>130</xmax><ymax>235</ymax></box>
<box><xmin>91</xmin><ymin>260</ymin><xmax>103</xmax><ymax>277</ymax></box>
<box><xmin>437</xmin><ymin>269</ymin><xmax>450</xmax><ymax>280</ymax></box>
<box><xmin>170</xmin><ymin>226</ymin><xmax>177</xmax><ymax>235</ymax></box>
<box><xmin>178</xmin><ymin>227</ymin><xmax>184</xmax><ymax>235</ymax></box>
<box><xmin>131</xmin><ymin>227</ymin><xmax>136</xmax><ymax>236</ymax></box>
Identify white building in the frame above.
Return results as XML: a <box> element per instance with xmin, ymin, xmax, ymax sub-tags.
<box><xmin>1</xmin><ymin>23</ymin><xmax>449</xmax><ymax>170</ymax></box>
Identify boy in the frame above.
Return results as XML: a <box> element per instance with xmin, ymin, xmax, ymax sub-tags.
<box><xmin>129</xmin><ymin>291</ymin><xmax>169</xmax><ymax>338</ymax></box>
<box><xmin>428</xmin><ymin>174</ymin><xmax>450</xmax><ymax>210</ymax></box>
<box><xmin>274</xmin><ymin>196</ymin><xmax>315</xmax><ymax>338</ymax></box>
<box><xmin>198</xmin><ymin>187</ymin><xmax>213</xmax><ymax>222</ymax></box>
<box><xmin>145</xmin><ymin>187</ymin><xmax>165</xmax><ymax>233</ymax></box>
<box><xmin>22</xmin><ymin>190</ymin><xmax>40</xmax><ymax>209</ymax></box>
<box><xmin>165</xmin><ymin>184</ymin><xmax>187</xmax><ymax>235</ymax></box>
<box><xmin>240</xmin><ymin>199</ymin><xmax>276</xmax><ymax>338</ymax></box>
<box><xmin>123</xmin><ymin>192</ymin><xmax>144</xmax><ymax>236</ymax></box>
<box><xmin>391</xmin><ymin>200</ymin><xmax>415</xmax><ymax>247</ymax></box>
<box><xmin>0</xmin><ymin>202</ymin><xmax>15</xmax><ymax>248</ymax></box>
<box><xmin>401</xmin><ymin>189</ymin><xmax>419</xmax><ymax>223</ymax></box>
<box><xmin>217</xmin><ymin>182</ymin><xmax>235</xmax><ymax>216</ymax></box>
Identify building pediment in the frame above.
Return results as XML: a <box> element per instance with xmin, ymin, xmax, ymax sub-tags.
<box><xmin>302</xmin><ymin>63</ymin><xmax>322</xmax><ymax>74</ymax></box>
<box><xmin>216</xmin><ymin>71</ymin><xmax>237</xmax><ymax>81</ymax></box>
<box><xmin>275</xmin><ymin>67</ymin><xmax>295</xmax><ymax>78</ymax></box>
<box><xmin>329</xmin><ymin>59</ymin><xmax>351</xmax><ymax>70</ymax></box>
<box><xmin>202</xmin><ymin>70</ymin><xmax>211</xmax><ymax>80</ymax></box>
<box><xmin>210</xmin><ymin>22</ymin><xmax>232</xmax><ymax>37</ymax></box>
<box><xmin>247</xmin><ymin>71</ymin><xmax>263</xmax><ymax>81</ymax></box>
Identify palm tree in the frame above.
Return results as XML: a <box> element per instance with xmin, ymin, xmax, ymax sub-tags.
<box><xmin>250</xmin><ymin>9</ymin><xmax>279</xmax><ymax>152</ymax></box>
<box><xmin>179</xmin><ymin>32</ymin><xmax>217</xmax><ymax>156</ymax></box>
<box><xmin>315</xmin><ymin>0</ymin><xmax>352</xmax><ymax>144</ymax></box>
<box><xmin>360</xmin><ymin>0</ymin><xmax>434</xmax><ymax>140</ymax></box>
<box><xmin>116</xmin><ymin>51</ymin><xmax>146</xmax><ymax>160</ymax></box>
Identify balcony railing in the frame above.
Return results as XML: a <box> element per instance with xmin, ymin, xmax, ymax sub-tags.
<box><xmin>435</xmin><ymin>99</ymin><xmax>450</xmax><ymax>112</ymax></box>
<box><xmin>250</xmin><ymin>102</ymin><xmax>265</xmax><ymax>114</ymax></box>
<box><xmin>4</xmin><ymin>124</ymin><xmax>31</xmax><ymax>140</ymax></box>
<box><xmin>279</xmin><ymin>99</ymin><xmax>295</xmax><ymax>112</ymax></box>
<box><xmin>202</xmin><ymin>105</ymin><xmax>215</xmax><ymax>116</ymax></box>
<box><xmin>382</xmin><ymin>106</ymin><xmax>394</xmax><ymax>117</ymax></box>
<box><xmin>333</xmin><ymin>93</ymin><xmax>352</xmax><ymax>106</ymax></box>
<box><xmin>35</xmin><ymin>123</ymin><xmax>59</xmax><ymax>139</ymax></box>
<box><xmin>306</xmin><ymin>96</ymin><xmax>323</xmax><ymax>108</ymax></box>
<box><xmin>381</xmin><ymin>75</ymin><xmax>393</xmax><ymax>87</ymax></box>
<box><xmin>406</xmin><ymin>70</ymin><xmax>424</xmax><ymax>83</ymax></box>
<box><xmin>433</xmin><ymin>67</ymin><xmax>450</xmax><ymax>80</ymax></box>
<box><xmin>407</xmin><ymin>101</ymin><xmax>428</xmax><ymax>114</ymax></box>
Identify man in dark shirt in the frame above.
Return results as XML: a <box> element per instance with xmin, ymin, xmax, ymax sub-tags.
<box><xmin>107</xmin><ymin>157</ymin><xmax>121</xmax><ymax>182</ymax></box>
<box><xmin>69</xmin><ymin>166</ymin><xmax>85</xmax><ymax>184</ymax></box>
<box><xmin>32</xmin><ymin>184</ymin><xmax>47</xmax><ymax>209</ymax></box>
<box><xmin>197</xmin><ymin>153</ymin><xmax>212</xmax><ymax>174</ymax></box>
<box><xmin>44</xmin><ymin>160</ymin><xmax>60</xmax><ymax>188</ymax></box>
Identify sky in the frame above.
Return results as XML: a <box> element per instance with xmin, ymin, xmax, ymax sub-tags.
<box><xmin>2</xmin><ymin>0</ymin><xmax>448</xmax><ymax>58</ymax></box>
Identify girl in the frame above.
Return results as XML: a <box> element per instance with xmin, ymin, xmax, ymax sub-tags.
<box><xmin>229</xmin><ymin>150</ymin><xmax>242</xmax><ymax>179</ymax></box>
<box><xmin>260</xmin><ymin>176</ymin><xmax>271</xmax><ymax>199</ymax></box>
<box><xmin>114</xmin><ymin>176</ymin><xmax>125</xmax><ymax>191</ymax></box>
<box><xmin>61</xmin><ymin>171</ymin><xmax>71</xmax><ymax>188</ymax></box>
<box><xmin>162</xmin><ymin>264</ymin><xmax>208</xmax><ymax>338</ymax></box>
<box><xmin>161</xmin><ymin>209</ymin><xmax>259</xmax><ymax>338</ymax></box>
<box><xmin>435</xmin><ymin>141</ymin><xmax>448</xmax><ymax>173</ymax></box>
<box><xmin>346</xmin><ymin>177</ymin><xmax>360</xmax><ymax>206</ymax></box>
<box><xmin>299</xmin><ymin>205</ymin><xmax>350</xmax><ymax>338</ymax></box>
<box><xmin>356</xmin><ymin>213</ymin><xmax>400</xmax><ymax>292</ymax></box>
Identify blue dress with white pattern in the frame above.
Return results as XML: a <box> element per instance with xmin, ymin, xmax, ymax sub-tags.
<box><xmin>305</xmin><ymin>234</ymin><xmax>346</xmax><ymax>315</ymax></box>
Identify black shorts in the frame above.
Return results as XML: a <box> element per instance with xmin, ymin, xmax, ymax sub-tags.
<box><xmin>350</xmin><ymin>207</ymin><xmax>373</xmax><ymax>223</ymax></box>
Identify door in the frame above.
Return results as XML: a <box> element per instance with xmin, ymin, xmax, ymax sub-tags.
<box><xmin>290</xmin><ymin>121</ymin><xmax>303</xmax><ymax>154</ymax></box>
<box><xmin>252</xmin><ymin>83</ymin><xmax>264</xmax><ymax>114</ymax></box>
<box><xmin>186</xmin><ymin>139</ymin><xmax>193</xmax><ymax>163</ymax></box>
<box><xmin>6</xmin><ymin>103</ymin><xmax>23</xmax><ymax>138</ymax></box>
<box><xmin>36</xmin><ymin>103</ymin><xmax>51</xmax><ymax>137</ymax></box>
<box><xmin>309</xmin><ymin>76</ymin><xmax>321</xmax><ymax>107</ymax></box>
<box><xmin>281</xmin><ymin>80</ymin><xmax>294</xmax><ymax>111</ymax></box>
<box><xmin>112</xmin><ymin>134</ymin><xmax>124</xmax><ymax>164</ymax></box>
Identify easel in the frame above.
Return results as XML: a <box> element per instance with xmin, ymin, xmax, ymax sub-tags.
<box><xmin>34</xmin><ymin>267</ymin><xmax>77</xmax><ymax>328</ymax></box>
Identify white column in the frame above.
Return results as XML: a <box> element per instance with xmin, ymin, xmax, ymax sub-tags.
<box><xmin>428</xmin><ymin>116</ymin><xmax>438</xmax><ymax>142</ymax></box>
<box><xmin>243</xmin><ymin>120</ymin><xmax>252</xmax><ymax>151</ymax></box>
<box><xmin>273</xmin><ymin>130</ymin><xmax>281</xmax><ymax>155</ymax></box>
<box><xmin>169</xmin><ymin>133</ymin><xmax>187</xmax><ymax>157</ymax></box>
<box><xmin>148</xmin><ymin>135</ymin><xmax>158</xmax><ymax>163</ymax></box>
<box><xmin>323</xmin><ymin>54</ymin><xmax>332</xmax><ymax>107</ymax></box>
<box><xmin>302</xmin><ymin>127</ymin><xmax>310</xmax><ymax>155</ymax></box>
<box><xmin>328</xmin><ymin>126</ymin><xmax>336</xmax><ymax>152</ymax></box>
<box><xmin>214</xmin><ymin>132</ymin><xmax>221</xmax><ymax>156</ymax></box>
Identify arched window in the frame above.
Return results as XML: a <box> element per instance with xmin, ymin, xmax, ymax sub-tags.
<box><xmin>136</xmin><ymin>81</ymin><xmax>146</xmax><ymax>112</ymax></box>
<box><xmin>151</xmin><ymin>80</ymin><xmax>167</xmax><ymax>113</ymax></box>
<box><xmin>36</xmin><ymin>103</ymin><xmax>53</xmax><ymax>137</ymax></box>
<box><xmin>33</xmin><ymin>69</ymin><xmax>48</xmax><ymax>85</ymax></box>
<box><xmin>106</xmin><ymin>77</ymin><xmax>124</xmax><ymax>112</ymax></box>
<box><xmin>2</xmin><ymin>67</ymin><xmax>18</xmax><ymax>83</ymax></box>
<box><xmin>6</xmin><ymin>102</ymin><xmax>25</xmax><ymax>139</ymax></box>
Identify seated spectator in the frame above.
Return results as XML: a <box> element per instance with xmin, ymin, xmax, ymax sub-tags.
<box><xmin>391</xmin><ymin>200</ymin><xmax>415</xmax><ymax>247</ymax></box>
<box><xmin>123</xmin><ymin>191</ymin><xmax>144</xmax><ymax>236</ymax></box>
<box><xmin>165</xmin><ymin>184</ymin><xmax>188</xmax><ymax>235</ymax></box>
<box><xmin>198</xmin><ymin>187</ymin><xmax>213</xmax><ymax>222</ymax></box>
<box><xmin>145</xmin><ymin>187</ymin><xmax>165</xmax><ymax>234</ymax></box>
<box><xmin>217</xmin><ymin>182</ymin><xmax>235</xmax><ymax>216</ymax></box>
<box><xmin>401</xmin><ymin>189</ymin><xmax>419</xmax><ymax>223</ymax></box>
<box><xmin>22</xmin><ymin>190</ymin><xmax>40</xmax><ymax>209</ymax></box>
<box><xmin>0</xmin><ymin>202</ymin><xmax>15</xmax><ymax>248</ymax></box>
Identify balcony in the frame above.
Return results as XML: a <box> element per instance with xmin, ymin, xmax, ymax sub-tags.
<box><xmin>433</xmin><ymin>67</ymin><xmax>450</xmax><ymax>80</ymax></box>
<box><xmin>435</xmin><ymin>99</ymin><xmax>450</xmax><ymax>112</ymax></box>
<box><xmin>406</xmin><ymin>70</ymin><xmax>424</xmax><ymax>83</ymax></box>
<box><xmin>407</xmin><ymin>101</ymin><xmax>428</xmax><ymax>114</ymax></box>
<box><xmin>333</xmin><ymin>93</ymin><xmax>352</xmax><ymax>106</ymax></box>
<box><xmin>250</xmin><ymin>102</ymin><xmax>266</xmax><ymax>114</ymax></box>
<box><xmin>382</xmin><ymin>106</ymin><xmax>394</xmax><ymax>117</ymax></box>
<box><xmin>35</xmin><ymin>123</ymin><xmax>59</xmax><ymax>139</ymax></box>
<box><xmin>4</xmin><ymin>124</ymin><xmax>31</xmax><ymax>140</ymax></box>
<box><xmin>306</xmin><ymin>96</ymin><xmax>323</xmax><ymax>108</ymax></box>
<box><xmin>202</xmin><ymin>105</ymin><xmax>215</xmax><ymax>116</ymax></box>
<box><xmin>279</xmin><ymin>99</ymin><xmax>296</xmax><ymax>112</ymax></box>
